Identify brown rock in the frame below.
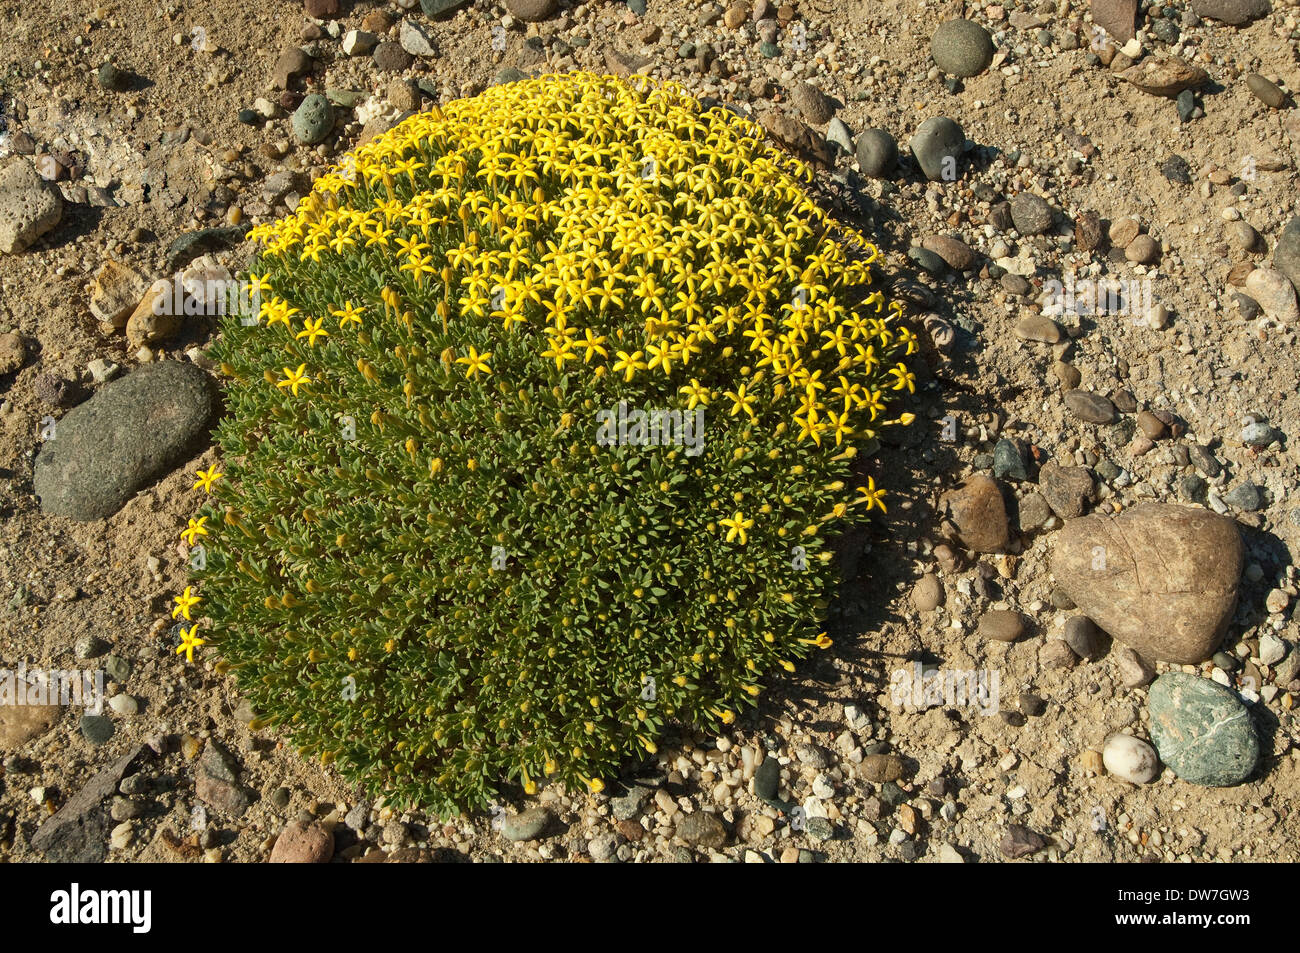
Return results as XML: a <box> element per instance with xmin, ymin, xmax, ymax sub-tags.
<box><xmin>1064</xmin><ymin>390</ymin><xmax>1117</xmax><ymax>424</ymax></box>
<box><xmin>861</xmin><ymin>753</ymin><xmax>905</xmax><ymax>782</ymax></box>
<box><xmin>1038</xmin><ymin>460</ymin><xmax>1096</xmax><ymax>519</ymax></box>
<box><xmin>1091</xmin><ymin>0</ymin><xmax>1138</xmax><ymax>42</ymax></box>
<box><xmin>1136</xmin><ymin>410</ymin><xmax>1167</xmax><ymax>439</ymax></box>
<box><xmin>304</xmin><ymin>0</ymin><xmax>340</xmax><ymax>17</ymax></box>
<box><xmin>125</xmin><ymin>281</ymin><xmax>180</xmax><ymax>348</ymax></box>
<box><xmin>724</xmin><ymin>0</ymin><xmax>750</xmax><ymax>28</ymax></box>
<box><xmin>1125</xmin><ymin>234</ymin><xmax>1160</xmax><ymax>264</ymax></box>
<box><xmin>1040</xmin><ymin>638</ymin><xmax>1078</xmax><ymax>669</ymax></box>
<box><xmin>1075</xmin><ymin>210</ymin><xmax>1103</xmax><ymax>251</ymax></box>
<box><xmin>1120</xmin><ymin>56</ymin><xmax>1209</xmax><ymax>97</ymax></box>
<box><xmin>272</xmin><ymin>45</ymin><xmax>314</xmax><ymax>90</ymax></box>
<box><xmin>1108</xmin><ymin>216</ymin><xmax>1141</xmax><ymax>248</ymax></box>
<box><xmin>912</xmin><ymin>573</ymin><xmax>944</xmax><ymax>611</ymax></box>
<box><xmin>978</xmin><ymin>609</ymin><xmax>1025</xmax><ymax>642</ymax></box>
<box><xmin>1052</xmin><ymin>361</ymin><xmax>1082</xmax><ymax>390</ymax></box>
<box><xmin>1014</xmin><ymin>314</ymin><xmax>1064</xmax><ymax>344</ymax></box>
<box><xmin>943</xmin><ymin>474</ymin><xmax>1010</xmax><ymax>553</ymax></box>
<box><xmin>922</xmin><ymin>235</ymin><xmax>975</xmax><ymax>271</ymax></box>
<box><xmin>89</xmin><ymin>260</ymin><xmax>148</xmax><ymax>329</ymax></box>
<box><xmin>0</xmin><ymin>330</ymin><xmax>25</xmax><ymax>376</ymax></box>
<box><xmin>270</xmin><ymin>820</ymin><xmax>334</xmax><ymax>863</ymax></box>
<box><xmin>0</xmin><ymin>692</ymin><xmax>61</xmax><ymax>749</ymax></box>
<box><xmin>1048</xmin><ymin>503</ymin><xmax>1243</xmax><ymax>664</ymax></box>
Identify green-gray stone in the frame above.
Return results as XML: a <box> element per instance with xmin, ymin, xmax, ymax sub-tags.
<box><xmin>930</xmin><ymin>19</ymin><xmax>994</xmax><ymax>78</ymax></box>
<box><xmin>80</xmin><ymin>715</ymin><xmax>114</xmax><ymax>746</ymax></box>
<box><xmin>993</xmin><ymin>438</ymin><xmax>1028</xmax><ymax>481</ymax></box>
<box><xmin>420</xmin><ymin>0</ymin><xmax>471</xmax><ymax>17</ymax></box>
<box><xmin>754</xmin><ymin>755</ymin><xmax>780</xmax><ymax>802</ymax></box>
<box><xmin>32</xmin><ymin>362</ymin><xmax>218</xmax><ymax>521</ymax></box>
<box><xmin>292</xmin><ymin>93</ymin><xmax>335</xmax><ymax>145</ymax></box>
<box><xmin>1148</xmin><ymin>672</ymin><xmax>1258</xmax><ymax>786</ymax></box>
<box><xmin>759</xmin><ymin>41</ymin><xmax>780</xmax><ymax>58</ymax></box>
<box><xmin>325</xmin><ymin>88</ymin><xmax>366</xmax><ymax>108</ymax></box>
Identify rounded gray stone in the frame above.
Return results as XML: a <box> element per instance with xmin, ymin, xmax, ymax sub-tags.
<box><xmin>1274</xmin><ymin>216</ymin><xmax>1300</xmax><ymax>293</ymax></box>
<box><xmin>33</xmin><ymin>361</ymin><xmax>217</xmax><ymax>521</ymax></box>
<box><xmin>930</xmin><ymin>19</ymin><xmax>994</xmax><ymax>77</ymax></box>
<box><xmin>292</xmin><ymin>93</ymin><xmax>335</xmax><ymax>145</ymax></box>
<box><xmin>855</xmin><ymin>128</ymin><xmax>898</xmax><ymax>178</ymax></box>
<box><xmin>1009</xmin><ymin>193</ymin><xmax>1054</xmax><ymax>235</ymax></box>
<box><xmin>0</xmin><ymin>158</ymin><xmax>64</xmax><ymax>255</ymax></box>
<box><xmin>1148</xmin><ymin>672</ymin><xmax>1258</xmax><ymax>786</ymax></box>
<box><xmin>909</xmin><ymin>116</ymin><xmax>964</xmax><ymax>182</ymax></box>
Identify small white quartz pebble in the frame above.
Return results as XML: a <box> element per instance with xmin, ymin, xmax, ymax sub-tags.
<box><xmin>1102</xmin><ymin>734</ymin><xmax>1159</xmax><ymax>784</ymax></box>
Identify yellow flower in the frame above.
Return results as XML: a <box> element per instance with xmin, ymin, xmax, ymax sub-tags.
<box><xmin>180</xmin><ymin>517</ymin><xmax>209</xmax><ymax>546</ymax></box>
<box><xmin>856</xmin><ymin>477</ymin><xmax>887</xmax><ymax>513</ymax></box>
<box><xmin>679</xmin><ymin>379</ymin><xmax>711</xmax><ymax>409</ymax></box>
<box><xmin>276</xmin><ymin>363</ymin><xmax>312</xmax><ymax>396</ymax></box>
<box><xmin>176</xmin><ymin>624</ymin><xmax>206</xmax><ymax>663</ymax></box>
<box><xmin>720</xmin><ymin>511</ymin><xmax>753</xmax><ymax>544</ymax></box>
<box><xmin>330</xmin><ymin>301</ymin><xmax>365</xmax><ymax>328</ymax></box>
<box><xmin>192</xmin><ymin>466</ymin><xmax>222</xmax><ymax>493</ymax></box>
<box><xmin>612</xmin><ymin>349</ymin><xmax>646</xmax><ymax>382</ymax></box>
<box><xmin>455</xmin><ymin>346</ymin><xmax>492</xmax><ymax>378</ymax></box>
<box><xmin>172</xmin><ymin>586</ymin><xmax>201</xmax><ymax>620</ymax></box>
<box><xmin>295</xmin><ymin>316</ymin><xmax>329</xmax><ymax>347</ymax></box>
<box><xmin>722</xmin><ymin>383</ymin><xmax>757</xmax><ymax>419</ymax></box>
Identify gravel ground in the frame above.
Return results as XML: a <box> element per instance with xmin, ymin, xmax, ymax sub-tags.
<box><xmin>1</xmin><ymin>0</ymin><xmax>1299</xmax><ymax>863</ymax></box>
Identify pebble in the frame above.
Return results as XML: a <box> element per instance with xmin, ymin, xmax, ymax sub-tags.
<box><xmin>33</xmin><ymin>362</ymin><xmax>217</xmax><ymax>521</ymax></box>
<box><xmin>1063</xmin><ymin>390</ymin><xmax>1117</xmax><ymax>424</ymax></box>
<box><xmin>291</xmin><ymin>93</ymin><xmax>335</xmax><ymax>145</ymax></box>
<box><xmin>855</xmin><ymin>128</ymin><xmax>897</xmax><ymax>178</ymax></box>
<box><xmin>789</xmin><ymin>82</ymin><xmax>833</xmax><ymax>125</ymax></box>
<box><xmin>922</xmin><ymin>235</ymin><xmax>975</xmax><ymax>271</ymax></box>
<box><xmin>1115</xmin><ymin>647</ymin><xmax>1156</xmax><ymax>688</ymax></box>
<box><xmin>1102</xmin><ymin>734</ymin><xmax>1160</xmax><ymax>783</ymax></box>
<box><xmin>1245</xmin><ymin>73</ymin><xmax>1285</xmax><ymax>109</ymax></box>
<box><xmin>1191</xmin><ymin>0</ymin><xmax>1269</xmax><ymax>26</ymax></box>
<box><xmin>912</xmin><ymin>573</ymin><xmax>943</xmax><ymax>611</ymax></box>
<box><xmin>1038</xmin><ymin>460</ymin><xmax>1096</xmax><ymax>519</ymax></box>
<box><xmin>929</xmin><ymin>19</ymin><xmax>994</xmax><ymax>78</ymax></box>
<box><xmin>909</xmin><ymin>117</ymin><xmax>964</xmax><ymax>182</ymax></box>
<box><xmin>270</xmin><ymin>820</ymin><xmax>334</xmax><ymax>862</ymax></box>
<box><xmin>502</xmin><ymin>807</ymin><xmax>553</xmax><ymax>841</ymax></box>
<box><xmin>1259</xmin><ymin>634</ymin><xmax>1286</xmax><ymax>665</ymax></box>
<box><xmin>676</xmin><ymin>811</ymin><xmax>728</xmax><ymax>848</ymax></box>
<box><xmin>860</xmin><ymin>753</ymin><xmax>905</xmax><ymax>782</ymax></box>
<box><xmin>1222</xmin><ymin>483</ymin><xmax>1262</xmax><ymax>511</ymax></box>
<box><xmin>1125</xmin><ymin>234</ymin><xmax>1160</xmax><ymax>264</ymax></box>
<box><xmin>1148</xmin><ymin>672</ymin><xmax>1259</xmax><ymax>786</ymax></box>
<box><xmin>1009</xmin><ymin>193</ymin><xmax>1054</xmax><ymax>236</ymax></box>
<box><xmin>825</xmin><ymin>119</ymin><xmax>853</xmax><ymax>154</ymax></box>
<box><xmin>0</xmin><ymin>157</ymin><xmax>64</xmax><ymax>254</ymax></box>
<box><xmin>993</xmin><ymin>438</ymin><xmax>1028</xmax><ymax>481</ymax></box>
<box><xmin>272</xmin><ymin>46</ymin><xmax>314</xmax><ymax>89</ymax></box>
<box><xmin>1272</xmin><ymin>216</ymin><xmax>1300</xmax><ymax>293</ymax></box>
<box><xmin>398</xmin><ymin>20</ymin><xmax>437</xmax><ymax>57</ymax></box>
<box><xmin>372</xmin><ymin>41</ymin><xmax>414</xmax><ymax>72</ymax></box>
<box><xmin>108</xmin><ymin>694</ymin><xmax>138</xmax><ymax>715</ymax></box>
<box><xmin>1120</xmin><ymin>55</ymin><xmax>1209</xmax><ymax>97</ymax></box>
<box><xmin>80</xmin><ymin>715</ymin><xmax>114</xmax><ymax>746</ymax></box>
<box><xmin>1064</xmin><ymin>615</ymin><xmax>1107</xmax><ymax>660</ymax></box>
<box><xmin>342</xmin><ymin>30</ymin><xmax>379</xmax><ymax>57</ymax></box>
<box><xmin>978</xmin><ymin>609</ymin><xmax>1025</xmax><ymax>642</ymax></box>
<box><xmin>942</xmin><ymin>474</ymin><xmax>1010</xmax><ymax>553</ymax></box>
<box><xmin>1243</xmin><ymin>268</ymin><xmax>1298</xmax><ymax>323</ymax></box>
<box><xmin>1050</xmin><ymin>503</ymin><xmax>1242</xmax><ymax>664</ymax></box>
<box><xmin>1000</xmin><ymin>824</ymin><xmax>1047</xmax><ymax>858</ymax></box>
<box><xmin>505</xmin><ymin>0</ymin><xmax>558</xmax><ymax>21</ymax></box>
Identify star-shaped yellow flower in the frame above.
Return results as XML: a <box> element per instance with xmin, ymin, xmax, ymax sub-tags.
<box><xmin>176</xmin><ymin>624</ymin><xmax>206</xmax><ymax>663</ymax></box>
<box><xmin>180</xmin><ymin>517</ymin><xmax>209</xmax><ymax>546</ymax></box>
<box><xmin>277</xmin><ymin>364</ymin><xmax>312</xmax><ymax>396</ymax></box>
<box><xmin>295</xmin><ymin>316</ymin><xmax>329</xmax><ymax>347</ymax></box>
<box><xmin>192</xmin><ymin>466</ymin><xmax>222</xmax><ymax>493</ymax></box>
<box><xmin>455</xmin><ymin>346</ymin><xmax>492</xmax><ymax>378</ymax></box>
<box><xmin>172</xmin><ymin>586</ymin><xmax>201</xmax><ymax>620</ymax></box>
<box><xmin>720</xmin><ymin>511</ymin><xmax>753</xmax><ymax>545</ymax></box>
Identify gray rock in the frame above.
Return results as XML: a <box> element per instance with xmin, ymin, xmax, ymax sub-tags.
<box><xmin>399</xmin><ymin>19</ymin><xmax>437</xmax><ymax>57</ymax></box>
<box><xmin>1018</xmin><ymin>491</ymin><xmax>1053</xmax><ymax>532</ymax></box>
<box><xmin>33</xmin><ymin>361</ymin><xmax>217</xmax><ymax>521</ymax></box>
<box><xmin>1223</xmin><ymin>483</ymin><xmax>1263</xmax><ymax>511</ymax></box>
<box><xmin>0</xmin><ymin>158</ymin><xmax>63</xmax><ymax>254</ymax></box>
<box><xmin>754</xmin><ymin>756</ymin><xmax>781</xmax><ymax>803</ymax></box>
<box><xmin>1009</xmin><ymin>193</ymin><xmax>1054</xmax><ymax>235</ymax></box>
<box><xmin>1245</xmin><ymin>73</ymin><xmax>1286</xmax><ymax>108</ymax></box>
<box><xmin>930</xmin><ymin>19</ymin><xmax>994</xmax><ymax>77</ymax></box>
<box><xmin>1148</xmin><ymin>672</ymin><xmax>1258</xmax><ymax>786</ymax></box>
<box><xmin>292</xmin><ymin>93</ymin><xmax>335</xmax><ymax>145</ymax></box>
<box><xmin>676</xmin><ymin>811</ymin><xmax>728</xmax><ymax>848</ymax></box>
<box><xmin>610</xmin><ymin>783</ymin><xmax>653</xmax><ymax>820</ymax></box>
<box><xmin>421</xmin><ymin>0</ymin><xmax>472</xmax><ymax>15</ymax></box>
<box><xmin>1063</xmin><ymin>615</ymin><xmax>1107</xmax><ymax>660</ymax></box>
<box><xmin>80</xmin><ymin>715</ymin><xmax>114</xmax><ymax>746</ymax></box>
<box><xmin>1064</xmin><ymin>390</ymin><xmax>1117</xmax><ymax>424</ymax></box>
<box><xmin>1274</xmin><ymin>216</ymin><xmax>1300</xmax><ymax>293</ymax></box>
<box><xmin>372</xmin><ymin>41</ymin><xmax>414</xmax><ymax>72</ymax></box>
<box><xmin>505</xmin><ymin>0</ymin><xmax>558</xmax><ymax>21</ymax></box>
<box><xmin>196</xmin><ymin>740</ymin><xmax>251</xmax><ymax>817</ymax></box>
<box><xmin>855</xmin><ymin>128</ymin><xmax>898</xmax><ymax>178</ymax></box>
<box><xmin>979</xmin><ymin>609</ymin><xmax>1026</xmax><ymax>643</ymax></box>
<box><xmin>826</xmin><ymin>118</ymin><xmax>854</xmax><ymax>153</ymax></box>
<box><xmin>789</xmin><ymin>81</ymin><xmax>834</xmax><ymax>125</ymax></box>
<box><xmin>993</xmin><ymin>439</ymin><xmax>1028</xmax><ymax>481</ymax></box>
<box><xmin>502</xmin><ymin>806</ymin><xmax>553</xmax><ymax>841</ymax></box>
<box><xmin>1188</xmin><ymin>444</ymin><xmax>1222</xmax><ymax>478</ymax></box>
<box><xmin>1191</xmin><ymin>0</ymin><xmax>1269</xmax><ymax>25</ymax></box>
<box><xmin>1115</xmin><ymin>647</ymin><xmax>1156</xmax><ymax>687</ymax></box>
<box><xmin>909</xmin><ymin>116</ymin><xmax>964</xmax><ymax>182</ymax></box>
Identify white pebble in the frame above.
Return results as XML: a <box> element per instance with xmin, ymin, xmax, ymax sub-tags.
<box><xmin>1102</xmin><ymin>733</ymin><xmax>1159</xmax><ymax>784</ymax></box>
